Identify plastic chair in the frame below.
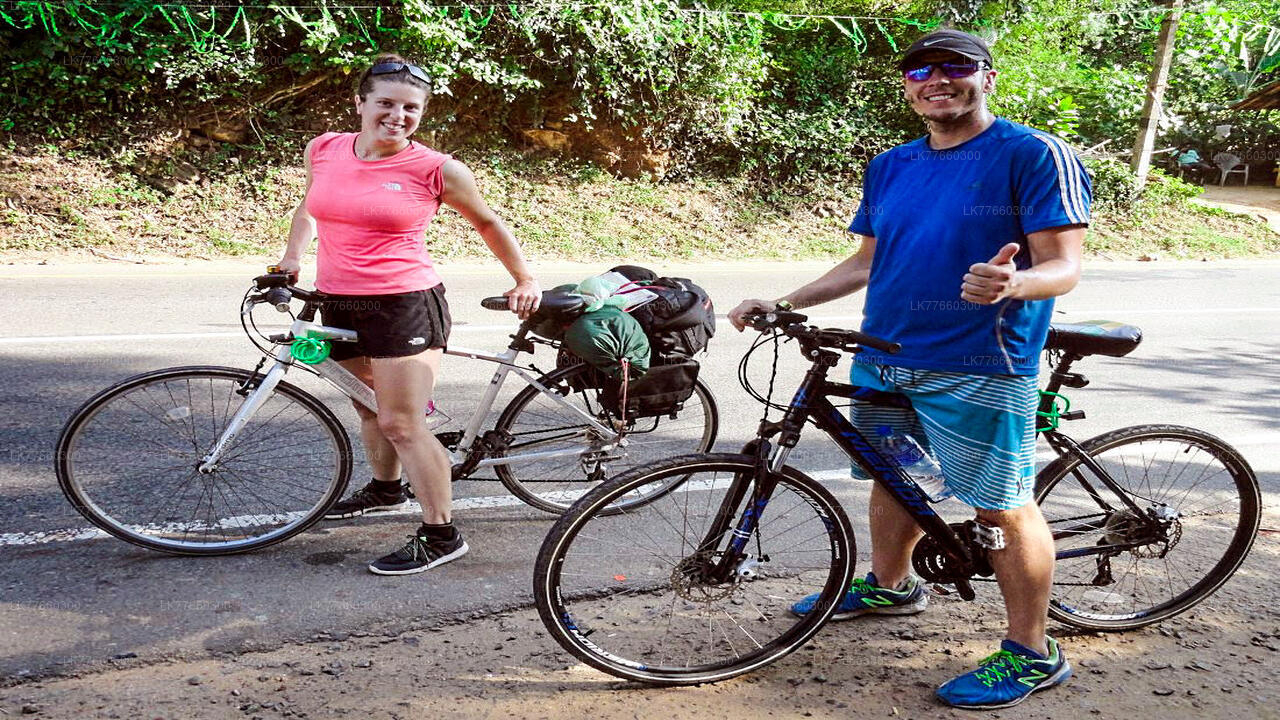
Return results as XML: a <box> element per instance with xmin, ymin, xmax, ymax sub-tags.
<box><xmin>1213</xmin><ymin>152</ymin><xmax>1249</xmax><ymax>186</ymax></box>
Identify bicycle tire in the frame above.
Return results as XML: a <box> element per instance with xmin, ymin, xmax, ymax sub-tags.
<box><xmin>494</xmin><ymin>363</ymin><xmax>718</xmax><ymax>515</ymax></box>
<box><xmin>534</xmin><ymin>453</ymin><xmax>855</xmax><ymax>685</ymax></box>
<box><xmin>1035</xmin><ymin>424</ymin><xmax>1260</xmax><ymax>631</ymax></box>
<box><xmin>55</xmin><ymin>366</ymin><xmax>353</xmax><ymax>556</ymax></box>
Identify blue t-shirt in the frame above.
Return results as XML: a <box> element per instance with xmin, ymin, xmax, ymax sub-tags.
<box><xmin>849</xmin><ymin>118</ymin><xmax>1091</xmax><ymax>375</ymax></box>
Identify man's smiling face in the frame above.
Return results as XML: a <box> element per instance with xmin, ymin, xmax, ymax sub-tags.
<box><xmin>901</xmin><ymin>50</ymin><xmax>997</xmax><ymax>126</ymax></box>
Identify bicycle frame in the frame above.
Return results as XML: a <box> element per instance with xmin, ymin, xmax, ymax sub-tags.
<box><xmin>200</xmin><ymin>315</ymin><xmax>619</xmax><ymax>474</ymax></box>
<box><xmin>1034</xmin><ymin>352</ymin><xmax>1165</xmax><ymax>557</ymax></box>
<box><xmin>698</xmin><ymin>343</ymin><xmax>1170</xmax><ymax>590</ymax></box>
<box><xmin>703</xmin><ymin>347</ymin><xmax>979</xmax><ymax>591</ymax></box>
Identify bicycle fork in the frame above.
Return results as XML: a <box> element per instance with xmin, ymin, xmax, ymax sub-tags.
<box><xmin>198</xmin><ymin>349</ymin><xmax>294</xmax><ymax>472</ymax></box>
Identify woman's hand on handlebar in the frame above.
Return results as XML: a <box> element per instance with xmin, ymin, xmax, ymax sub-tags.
<box><xmin>728</xmin><ymin>299</ymin><xmax>774</xmax><ymax>331</ymax></box>
<box><xmin>272</xmin><ymin>257</ymin><xmax>301</xmax><ymax>283</ymax></box>
<box><xmin>504</xmin><ymin>278</ymin><xmax>543</xmax><ymax>319</ymax></box>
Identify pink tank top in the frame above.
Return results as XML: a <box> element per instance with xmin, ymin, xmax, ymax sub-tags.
<box><xmin>306</xmin><ymin>132</ymin><xmax>450</xmax><ymax>295</ymax></box>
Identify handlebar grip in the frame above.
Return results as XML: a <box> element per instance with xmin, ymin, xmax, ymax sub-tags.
<box><xmin>481</xmin><ymin>296</ymin><xmax>510</xmax><ymax>311</ymax></box>
<box><xmin>857</xmin><ymin>334</ymin><xmax>901</xmax><ymax>354</ymax></box>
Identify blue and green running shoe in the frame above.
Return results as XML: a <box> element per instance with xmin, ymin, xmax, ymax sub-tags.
<box><xmin>936</xmin><ymin>637</ymin><xmax>1071</xmax><ymax>710</ymax></box>
<box><xmin>790</xmin><ymin>572</ymin><xmax>928</xmax><ymax>620</ymax></box>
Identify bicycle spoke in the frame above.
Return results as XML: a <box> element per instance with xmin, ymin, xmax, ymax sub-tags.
<box><xmin>1041</xmin><ymin>427</ymin><xmax>1257</xmax><ymax>630</ymax></box>
<box><xmin>59</xmin><ymin>370</ymin><xmax>348</xmax><ymax>553</ymax></box>
<box><xmin>538</xmin><ymin>459</ymin><xmax>848</xmax><ymax>682</ymax></box>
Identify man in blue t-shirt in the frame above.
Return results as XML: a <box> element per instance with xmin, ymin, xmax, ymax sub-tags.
<box><xmin>729</xmin><ymin>29</ymin><xmax>1089</xmax><ymax>710</ymax></box>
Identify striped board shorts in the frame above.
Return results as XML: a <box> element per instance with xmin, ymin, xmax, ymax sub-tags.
<box><xmin>848</xmin><ymin>363</ymin><xmax>1038</xmax><ymax>511</ymax></box>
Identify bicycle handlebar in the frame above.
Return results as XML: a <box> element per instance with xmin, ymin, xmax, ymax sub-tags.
<box><xmin>745</xmin><ymin>310</ymin><xmax>901</xmax><ymax>355</ymax></box>
<box><xmin>249</xmin><ymin>272</ymin><xmax>323</xmax><ymax>312</ymax></box>
<box><xmin>481</xmin><ymin>296</ymin><xmax>510</xmax><ymax>311</ymax></box>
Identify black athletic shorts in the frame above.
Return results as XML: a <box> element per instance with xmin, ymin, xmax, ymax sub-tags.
<box><xmin>320</xmin><ymin>285</ymin><xmax>451</xmax><ymax>361</ymax></box>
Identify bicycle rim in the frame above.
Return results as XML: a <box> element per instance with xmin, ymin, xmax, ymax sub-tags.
<box><xmin>56</xmin><ymin>366</ymin><xmax>352</xmax><ymax>555</ymax></box>
<box><xmin>1036</xmin><ymin>425</ymin><xmax>1260</xmax><ymax>630</ymax></box>
<box><xmin>495</xmin><ymin>365</ymin><xmax>718</xmax><ymax>514</ymax></box>
<box><xmin>535</xmin><ymin>454</ymin><xmax>854</xmax><ymax>684</ymax></box>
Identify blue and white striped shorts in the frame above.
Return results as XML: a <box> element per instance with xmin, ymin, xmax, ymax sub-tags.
<box><xmin>848</xmin><ymin>363</ymin><xmax>1038</xmax><ymax>511</ymax></box>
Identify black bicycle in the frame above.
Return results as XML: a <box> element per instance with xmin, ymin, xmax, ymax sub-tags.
<box><xmin>532</xmin><ymin>309</ymin><xmax>1261</xmax><ymax>685</ymax></box>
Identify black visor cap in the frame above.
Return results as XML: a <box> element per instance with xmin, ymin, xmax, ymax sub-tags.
<box><xmin>898</xmin><ymin>29</ymin><xmax>993</xmax><ymax>70</ymax></box>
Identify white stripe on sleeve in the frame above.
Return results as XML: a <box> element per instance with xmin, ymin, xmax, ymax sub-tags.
<box><xmin>1030</xmin><ymin>134</ymin><xmax>1086</xmax><ymax>225</ymax></box>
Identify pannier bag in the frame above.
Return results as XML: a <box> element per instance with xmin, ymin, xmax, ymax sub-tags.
<box><xmin>550</xmin><ymin>266</ymin><xmax>716</xmax><ymax>419</ymax></box>
<box><xmin>602</xmin><ymin>356</ymin><xmax>701</xmax><ymax>418</ymax></box>
<box><xmin>609</xmin><ymin>266</ymin><xmax>715</xmax><ymax>361</ymax></box>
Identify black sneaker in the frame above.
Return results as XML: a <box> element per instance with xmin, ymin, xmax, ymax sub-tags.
<box><xmin>323</xmin><ymin>481</ymin><xmax>410</xmax><ymax>520</ymax></box>
<box><xmin>368</xmin><ymin>529</ymin><xmax>469</xmax><ymax>575</ymax></box>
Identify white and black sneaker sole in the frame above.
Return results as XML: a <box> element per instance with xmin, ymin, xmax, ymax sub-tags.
<box><xmin>367</xmin><ymin>542</ymin><xmax>470</xmax><ymax>576</ymax></box>
<box><xmin>323</xmin><ymin>499</ymin><xmax>411</xmax><ymax>520</ymax></box>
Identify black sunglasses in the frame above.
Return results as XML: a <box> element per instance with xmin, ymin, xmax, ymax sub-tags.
<box><xmin>903</xmin><ymin>61</ymin><xmax>987</xmax><ymax>82</ymax></box>
<box><xmin>369</xmin><ymin>62</ymin><xmax>432</xmax><ymax>87</ymax></box>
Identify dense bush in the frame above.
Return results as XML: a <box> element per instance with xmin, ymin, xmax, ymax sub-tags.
<box><xmin>1</xmin><ymin>0</ymin><xmax>1276</xmax><ymax>184</ymax></box>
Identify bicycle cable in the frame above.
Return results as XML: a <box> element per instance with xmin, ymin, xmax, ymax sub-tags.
<box><xmin>737</xmin><ymin>327</ymin><xmax>795</xmax><ymax>418</ymax></box>
<box><xmin>737</xmin><ymin>321</ymin><xmax>862</xmax><ymax>426</ymax></box>
<box><xmin>239</xmin><ymin>287</ymin><xmax>328</xmax><ymax>379</ymax></box>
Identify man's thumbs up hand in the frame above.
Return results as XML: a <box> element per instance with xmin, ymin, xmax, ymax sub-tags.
<box><xmin>961</xmin><ymin>242</ymin><xmax>1022</xmax><ymax>305</ymax></box>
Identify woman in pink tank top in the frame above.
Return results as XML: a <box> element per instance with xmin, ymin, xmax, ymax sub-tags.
<box><xmin>275</xmin><ymin>53</ymin><xmax>542</xmax><ymax>576</ymax></box>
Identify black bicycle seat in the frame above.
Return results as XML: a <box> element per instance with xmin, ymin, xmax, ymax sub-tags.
<box><xmin>480</xmin><ymin>290</ymin><xmax>586</xmax><ymax>319</ymax></box>
<box><xmin>1045</xmin><ymin>320</ymin><xmax>1142</xmax><ymax>358</ymax></box>
<box><xmin>536</xmin><ymin>290</ymin><xmax>588</xmax><ymax>319</ymax></box>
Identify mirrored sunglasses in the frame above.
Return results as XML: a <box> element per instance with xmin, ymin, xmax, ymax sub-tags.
<box><xmin>370</xmin><ymin>62</ymin><xmax>432</xmax><ymax>86</ymax></box>
<box><xmin>903</xmin><ymin>62</ymin><xmax>985</xmax><ymax>82</ymax></box>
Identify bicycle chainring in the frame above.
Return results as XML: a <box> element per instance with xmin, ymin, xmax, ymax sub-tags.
<box><xmin>911</xmin><ymin>529</ymin><xmax>972</xmax><ymax>584</ymax></box>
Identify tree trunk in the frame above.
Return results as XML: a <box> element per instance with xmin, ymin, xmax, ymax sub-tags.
<box><xmin>1130</xmin><ymin>0</ymin><xmax>1185</xmax><ymax>187</ymax></box>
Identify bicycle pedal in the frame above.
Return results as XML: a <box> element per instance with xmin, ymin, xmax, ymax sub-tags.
<box><xmin>969</xmin><ymin>521</ymin><xmax>1006</xmax><ymax>551</ymax></box>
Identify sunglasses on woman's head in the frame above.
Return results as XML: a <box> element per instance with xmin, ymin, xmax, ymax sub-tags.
<box><xmin>370</xmin><ymin>62</ymin><xmax>432</xmax><ymax>86</ymax></box>
<box><xmin>903</xmin><ymin>61</ymin><xmax>986</xmax><ymax>82</ymax></box>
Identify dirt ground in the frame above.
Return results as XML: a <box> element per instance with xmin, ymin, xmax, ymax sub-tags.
<box><xmin>2</xmin><ymin>516</ymin><xmax>1276</xmax><ymax>720</ymax></box>
<box><xmin>1196</xmin><ymin>186</ymin><xmax>1280</xmax><ymax>235</ymax></box>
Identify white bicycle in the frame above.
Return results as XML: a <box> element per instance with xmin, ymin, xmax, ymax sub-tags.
<box><xmin>55</xmin><ymin>271</ymin><xmax>719</xmax><ymax>555</ymax></box>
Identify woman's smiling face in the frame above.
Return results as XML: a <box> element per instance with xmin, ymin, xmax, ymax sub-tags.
<box><xmin>355</xmin><ymin>79</ymin><xmax>428</xmax><ymax>146</ymax></box>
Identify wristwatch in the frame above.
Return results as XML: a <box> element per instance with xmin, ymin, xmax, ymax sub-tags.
<box><xmin>775</xmin><ymin>300</ymin><xmax>794</xmax><ymax>311</ymax></box>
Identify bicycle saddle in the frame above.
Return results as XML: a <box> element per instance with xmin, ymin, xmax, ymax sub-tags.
<box><xmin>481</xmin><ymin>290</ymin><xmax>586</xmax><ymax>318</ymax></box>
<box><xmin>1045</xmin><ymin>320</ymin><xmax>1142</xmax><ymax>357</ymax></box>
<box><xmin>536</xmin><ymin>290</ymin><xmax>588</xmax><ymax>318</ymax></box>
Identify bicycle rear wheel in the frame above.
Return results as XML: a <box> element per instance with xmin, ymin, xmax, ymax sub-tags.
<box><xmin>1035</xmin><ymin>424</ymin><xmax>1260</xmax><ymax>630</ymax></box>
<box><xmin>56</xmin><ymin>366</ymin><xmax>352</xmax><ymax>555</ymax></box>
<box><xmin>534</xmin><ymin>454</ymin><xmax>855</xmax><ymax>685</ymax></box>
<box><xmin>494</xmin><ymin>363</ymin><xmax>718</xmax><ymax>514</ymax></box>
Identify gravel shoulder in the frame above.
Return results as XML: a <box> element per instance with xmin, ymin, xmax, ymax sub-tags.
<box><xmin>4</xmin><ymin>513</ymin><xmax>1276</xmax><ymax>720</ymax></box>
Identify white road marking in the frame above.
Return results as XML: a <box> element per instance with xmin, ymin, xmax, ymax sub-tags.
<box><xmin>3</xmin><ymin>476</ymin><xmax>736</xmax><ymax>548</ymax></box>
<box><xmin>9</xmin><ymin>430</ymin><xmax>1276</xmax><ymax>548</ymax></box>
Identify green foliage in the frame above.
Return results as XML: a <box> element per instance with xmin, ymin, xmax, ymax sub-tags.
<box><xmin>1083</xmin><ymin>155</ymin><xmax>1206</xmax><ymax>226</ymax></box>
<box><xmin>1083</xmin><ymin>156</ymin><xmax>1143</xmax><ymax>214</ymax></box>
<box><xmin>3</xmin><ymin>0</ymin><xmax>1279</xmax><ymax>184</ymax></box>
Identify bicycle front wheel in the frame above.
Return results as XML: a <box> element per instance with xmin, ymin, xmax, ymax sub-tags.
<box><xmin>1036</xmin><ymin>424</ymin><xmax>1260</xmax><ymax>630</ymax></box>
<box><xmin>494</xmin><ymin>363</ymin><xmax>718</xmax><ymax>514</ymax></box>
<box><xmin>534</xmin><ymin>454</ymin><xmax>855</xmax><ymax>685</ymax></box>
<box><xmin>56</xmin><ymin>366</ymin><xmax>352</xmax><ymax>555</ymax></box>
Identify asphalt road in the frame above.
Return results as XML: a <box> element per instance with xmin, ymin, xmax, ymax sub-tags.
<box><xmin>1</xmin><ymin>258</ymin><xmax>1277</xmax><ymax>681</ymax></box>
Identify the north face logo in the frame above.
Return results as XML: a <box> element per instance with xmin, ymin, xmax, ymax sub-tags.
<box><xmin>383</xmin><ymin>182</ymin><xmax>403</xmax><ymax>191</ymax></box>
<box><xmin>408</xmin><ymin>337</ymin><xmax>426</xmax><ymax>345</ymax></box>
